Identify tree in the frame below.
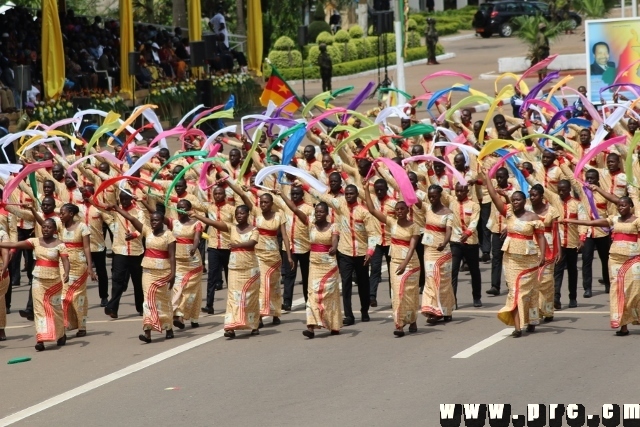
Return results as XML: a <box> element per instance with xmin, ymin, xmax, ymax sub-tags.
<box><xmin>267</xmin><ymin>0</ymin><xmax>302</xmax><ymax>46</ymax></box>
<box><xmin>571</xmin><ymin>0</ymin><xmax>615</xmax><ymax>19</ymax></box>
<box><xmin>512</xmin><ymin>15</ymin><xmax>570</xmax><ymax>62</ymax></box>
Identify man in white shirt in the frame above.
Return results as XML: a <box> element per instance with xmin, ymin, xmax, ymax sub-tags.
<box><xmin>209</xmin><ymin>7</ymin><xmax>229</xmax><ymax>48</ymax></box>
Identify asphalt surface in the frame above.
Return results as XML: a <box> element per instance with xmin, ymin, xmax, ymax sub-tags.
<box><xmin>0</xmin><ymin>26</ymin><xmax>632</xmax><ymax>427</ymax></box>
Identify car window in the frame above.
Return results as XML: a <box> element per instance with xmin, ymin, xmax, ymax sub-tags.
<box><xmin>522</xmin><ymin>3</ymin><xmax>540</xmax><ymax>13</ymax></box>
<box><xmin>505</xmin><ymin>2</ymin><xmax>522</xmax><ymax>12</ymax></box>
<box><xmin>480</xmin><ymin>3</ymin><xmax>494</xmax><ymax>12</ymax></box>
<box><xmin>495</xmin><ymin>3</ymin><xmax>506</xmax><ymax>11</ymax></box>
<box><xmin>533</xmin><ymin>2</ymin><xmax>548</xmax><ymax>12</ymax></box>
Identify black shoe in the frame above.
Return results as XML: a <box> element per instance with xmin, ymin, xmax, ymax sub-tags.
<box><xmin>616</xmin><ymin>329</ymin><xmax>630</xmax><ymax>336</ymax></box>
<box><xmin>583</xmin><ymin>290</ymin><xmax>592</xmax><ymax>298</ymax></box>
<box><xmin>370</xmin><ymin>298</ymin><xmax>378</xmax><ymax>308</ymax></box>
<box><xmin>138</xmin><ymin>312</ymin><xmax>143</xmax><ymax>317</ymax></box>
<box><xmin>443</xmin><ymin>316</ymin><xmax>452</xmax><ymax>322</ymax></box>
<box><xmin>343</xmin><ymin>317</ymin><xmax>355</xmax><ymax>326</ymax></box>
<box><xmin>554</xmin><ymin>301</ymin><xmax>561</xmax><ymax>310</ymax></box>
<box><xmin>605</xmin><ymin>287</ymin><xmax>610</xmax><ymax>294</ymax></box>
<box><xmin>511</xmin><ymin>329</ymin><xmax>522</xmax><ymax>338</ymax></box>
<box><xmin>215</xmin><ymin>284</ymin><xmax>223</xmax><ymax>291</ymax></box>
<box><xmin>272</xmin><ymin>316</ymin><xmax>281</xmax><ymax>325</ymax></box>
<box><xmin>598</xmin><ymin>279</ymin><xmax>606</xmax><ymax>284</ymax></box>
<box><xmin>486</xmin><ymin>287</ymin><xmax>499</xmax><ymax>296</ymax></box>
<box><xmin>409</xmin><ymin>322</ymin><xmax>418</xmax><ymax>333</ymax></box>
<box><xmin>19</xmin><ymin>310</ymin><xmax>34</xmax><ymax>321</ymax></box>
<box><xmin>138</xmin><ymin>334</ymin><xmax>151</xmax><ymax>343</ymax></box>
<box><xmin>5</xmin><ymin>308</ymin><xmax>10</xmax><ymax>314</ymax></box>
<box><xmin>526</xmin><ymin>324</ymin><xmax>536</xmax><ymax>333</ymax></box>
<box><xmin>473</xmin><ymin>299</ymin><xmax>482</xmax><ymax>307</ymax></box>
<box><xmin>251</xmin><ymin>329</ymin><xmax>260</xmax><ymax>335</ymax></box>
<box><xmin>543</xmin><ymin>316</ymin><xmax>554</xmax><ymax>323</ymax></box>
<box><xmin>302</xmin><ymin>329</ymin><xmax>315</xmax><ymax>339</ymax></box>
<box><xmin>361</xmin><ymin>313</ymin><xmax>370</xmax><ymax>322</ymax></box>
<box><xmin>191</xmin><ymin>322</ymin><xmax>199</xmax><ymax>328</ymax></box>
<box><xmin>481</xmin><ymin>253</ymin><xmax>491</xmax><ymax>263</ymax></box>
<box><xmin>259</xmin><ymin>320</ymin><xmax>264</xmax><ymax>329</ymax></box>
<box><xmin>56</xmin><ymin>334</ymin><xmax>67</xmax><ymax>346</ymax></box>
<box><xmin>569</xmin><ymin>299</ymin><xmax>578</xmax><ymax>308</ymax></box>
<box><xmin>100</xmin><ymin>298</ymin><xmax>108</xmax><ymax>307</ymax></box>
<box><xmin>201</xmin><ymin>306</ymin><xmax>214</xmax><ymax>315</ymax></box>
<box><xmin>165</xmin><ymin>330</ymin><xmax>174</xmax><ymax>339</ymax></box>
<box><xmin>35</xmin><ymin>342</ymin><xmax>45</xmax><ymax>351</ymax></box>
<box><xmin>173</xmin><ymin>319</ymin><xmax>185</xmax><ymax>330</ymax></box>
<box><xmin>393</xmin><ymin>329</ymin><xmax>405</xmax><ymax>337</ymax></box>
<box><xmin>281</xmin><ymin>304</ymin><xmax>291</xmax><ymax>312</ymax></box>
<box><xmin>104</xmin><ymin>306</ymin><xmax>118</xmax><ymax>319</ymax></box>
<box><xmin>224</xmin><ymin>330</ymin><xmax>236</xmax><ymax>338</ymax></box>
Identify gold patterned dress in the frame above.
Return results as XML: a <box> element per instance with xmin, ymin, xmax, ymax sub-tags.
<box><xmin>307</xmin><ymin>223</ymin><xmax>342</xmax><ymax>331</ymax></box>
<box><xmin>170</xmin><ymin>219</ymin><xmax>204</xmax><ymax>322</ymax></box>
<box><xmin>225</xmin><ymin>226</ymin><xmax>261</xmax><ymax>331</ymax></box>
<box><xmin>0</xmin><ymin>230</ymin><xmax>9</xmax><ymax>330</ymax></box>
<box><xmin>497</xmin><ymin>205</ymin><xmax>545</xmax><ymax>327</ymax></box>
<box><xmin>421</xmin><ymin>209</ymin><xmax>455</xmax><ymax>317</ymax></box>
<box><xmin>387</xmin><ymin>219</ymin><xmax>421</xmax><ymax>328</ymax></box>
<box><xmin>60</xmin><ymin>223</ymin><xmax>91</xmax><ymax>332</ymax></box>
<box><xmin>606</xmin><ymin>216</ymin><xmax>640</xmax><ymax>329</ymax></box>
<box><xmin>534</xmin><ymin>204</ymin><xmax>560</xmax><ymax>319</ymax></box>
<box><xmin>252</xmin><ymin>207</ymin><xmax>286</xmax><ymax>317</ymax></box>
<box><xmin>141</xmin><ymin>226</ymin><xmax>176</xmax><ymax>332</ymax></box>
<box><xmin>27</xmin><ymin>238</ymin><xmax>68</xmax><ymax>342</ymax></box>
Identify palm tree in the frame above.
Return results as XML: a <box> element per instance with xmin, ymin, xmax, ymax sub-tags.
<box><xmin>513</xmin><ymin>15</ymin><xmax>571</xmax><ymax>62</ymax></box>
<box><xmin>572</xmin><ymin>0</ymin><xmax>615</xmax><ymax>19</ymax></box>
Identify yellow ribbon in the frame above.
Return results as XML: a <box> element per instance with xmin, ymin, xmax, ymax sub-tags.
<box><xmin>107</xmin><ymin>104</ymin><xmax>154</xmax><ymax>146</ymax></box>
<box><xmin>194</xmin><ymin>109</ymin><xmax>234</xmax><ymax>128</ymax></box>
<box><xmin>86</xmin><ymin>112</ymin><xmax>121</xmax><ymax>155</ymax></box>
<box><xmin>546</xmin><ymin>75</ymin><xmax>574</xmax><ymax>103</ymax></box>
<box><xmin>478</xmin><ymin>139</ymin><xmax>525</xmax><ymax>162</ymax></box>
<box><xmin>478</xmin><ymin>85</ymin><xmax>511</xmax><ymax>147</ymax></box>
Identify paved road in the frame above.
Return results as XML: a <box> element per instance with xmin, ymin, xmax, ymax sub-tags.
<box><xmin>0</xmin><ymin>28</ymin><xmax>630</xmax><ymax>427</ymax></box>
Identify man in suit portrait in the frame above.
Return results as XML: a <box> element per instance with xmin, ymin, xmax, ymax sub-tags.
<box><xmin>591</xmin><ymin>41</ymin><xmax>615</xmax><ymax>75</ymax></box>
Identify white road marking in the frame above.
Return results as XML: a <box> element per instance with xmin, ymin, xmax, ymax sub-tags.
<box><xmin>0</xmin><ymin>295</ymin><xmax>307</xmax><ymax>427</ymax></box>
<box><xmin>452</xmin><ymin>328</ymin><xmax>513</xmax><ymax>359</ymax></box>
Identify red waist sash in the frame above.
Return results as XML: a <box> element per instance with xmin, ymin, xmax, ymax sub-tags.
<box><xmin>507</xmin><ymin>232</ymin><xmax>533</xmax><ymax>240</ymax></box>
<box><xmin>65</xmin><ymin>242</ymin><xmax>84</xmax><ymax>248</ymax></box>
<box><xmin>231</xmin><ymin>247</ymin><xmax>254</xmax><ymax>252</ymax></box>
<box><xmin>176</xmin><ymin>237</ymin><xmax>194</xmax><ymax>244</ymax></box>
<box><xmin>35</xmin><ymin>259</ymin><xmax>59</xmax><ymax>267</ymax></box>
<box><xmin>145</xmin><ymin>249</ymin><xmax>169</xmax><ymax>259</ymax></box>
<box><xmin>310</xmin><ymin>243</ymin><xmax>332</xmax><ymax>252</ymax></box>
<box><xmin>391</xmin><ymin>238</ymin><xmax>410</xmax><ymax>247</ymax></box>
<box><xmin>612</xmin><ymin>233</ymin><xmax>638</xmax><ymax>243</ymax></box>
<box><xmin>425</xmin><ymin>225</ymin><xmax>446</xmax><ymax>232</ymax></box>
<box><xmin>258</xmin><ymin>228</ymin><xmax>278</xmax><ymax>237</ymax></box>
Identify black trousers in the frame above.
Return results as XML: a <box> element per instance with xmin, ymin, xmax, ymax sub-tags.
<box><xmin>102</xmin><ymin>223</ymin><xmax>113</xmax><ymax>246</ymax></box>
<box><xmin>416</xmin><ymin>241</ymin><xmax>425</xmax><ymax>293</ymax></box>
<box><xmin>369</xmin><ymin>245</ymin><xmax>391</xmax><ymax>299</ymax></box>
<box><xmin>451</xmin><ymin>243</ymin><xmax>482</xmax><ymax>301</ymax></box>
<box><xmin>337</xmin><ymin>252</ymin><xmax>370</xmax><ymax>319</ymax></box>
<box><xmin>491</xmin><ymin>233</ymin><xmax>505</xmax><ymax>290</ymax></box>
<box><xmin>479</xmin><ymin>203</ymin><xmax>492</xmax><ymax>255</ymax></box>
<box><xmin>320</xmin><ymin>69</ymin><xmax>332</xmax><ymax>92</ymax></box>
<box><xmin>282</xmin><ymin>251</ymin><xmax>310</xmax><ymax>305</ymax></box>
<box><xmin>206</xmin><ymin>248</ymin><xmax>230</xmax><ymax>308</ymax></box>
<box><xmin>554</xmin><ymin>247</ymin><xmax>578</xmax><ymax>302</ymax></box>
<box><xmin>92</xmin><ymin>250</ymin><xmax>109</xmax><ymax>299</ymax></box>
<box><xmin>582</xmin><ymin>236</ymin><xmax>610</xmax><ymax>291</ymax></box>
<box><xmin>107</xmin><ymin>254</ymin><xmax>143</xmax><ymax>314</ymax></box>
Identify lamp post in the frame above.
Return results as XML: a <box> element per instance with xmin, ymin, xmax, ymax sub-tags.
<box><xmin>394</xmin><ymin>0</ymin><xmax>407</xmax><ymax>104</ymax></box>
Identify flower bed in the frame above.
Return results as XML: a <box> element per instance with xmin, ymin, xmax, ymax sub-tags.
<box><xmin>33</xmin><ymin>93</ymin><xmax>129</xmax><ymax>125</ymax></box>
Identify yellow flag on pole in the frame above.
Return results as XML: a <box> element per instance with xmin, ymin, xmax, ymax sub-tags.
<box><xmin>41</xmin><ymin>0</ymin><xmax>65</xmax><ymax>99</ymax></box>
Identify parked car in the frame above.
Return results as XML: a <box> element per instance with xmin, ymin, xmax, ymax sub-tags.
<box><xmin>472</xmin><ymin>0</ymin><xmax>582</xmax><ymax>38</ymax></box>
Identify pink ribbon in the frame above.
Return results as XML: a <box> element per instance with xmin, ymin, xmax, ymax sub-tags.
<box><xmin>516</xmin><ymin>54</ymin><xmax>558</xmax><ymax>87</ymax></box>
<box><xmin>3</xmin><ymin>161</ymin><xmax>53</xmax><ymax>204</ymax></box>
<box><xmin>367</xmin><ymin>157</ymin><xmax>417</xmax><ymax>205</ymax></box>
<box><xmin>573</xmin><ymin>135</ymin><xmax>626</xmax><ymax>178</ymax></box>
<box><xmin>402</xmin><ymin>154</ymin><xmax>468</xmax><ymax>186</ymax></box>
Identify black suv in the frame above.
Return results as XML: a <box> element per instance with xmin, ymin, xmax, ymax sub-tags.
<box><xmin>473</xmin><ymin>1</ymin><xmax>582</xmax><ymax>38</ymax></box>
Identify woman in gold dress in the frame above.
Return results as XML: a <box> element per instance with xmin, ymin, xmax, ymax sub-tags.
<box><xmin>528</xmin><ymin>184</ymin><xmax>561</xmax><ymax>323</ymax></box>
<box><xmin>561</xmin><ymin>194</ymin><xmax>640</xmax><ymax>336</ymax></box>
<box><xmin>59</xmin><ymin>203</ymin><xmax>97</xmax><ymax>338</ymax></box>
<box><xmin>192</xmin><ymin>205</ymin><xmax>261</xmax><ymax>338</ymax></box>
<box><xmin>278</xmin><ymin>193</ymin><xmax>342</xmax><ymax>338</ymax></box>
<box><xmin>482</xmin><ymin>171</ymin><xmax>547</xmax><ymax>337</ymax></box>
<box><xmin>0</xmin><ymin>218</ymin><xmax>70</xmax><ymax>351</ymax></box>
<box><xmin>227</xmin><ymin>179</ymin><xmax>293</xmax><ymax>327</ymax></box>
<box><xmin>112</xmin><ymin>205</ymin><xmax>176</xmax><ymax>343</ymax></box>
<box><xmin>364</xmin><ymin>185</ymin><xmax>421</xmax><ymax>337</ymax></box>
<box><xmin>418</xmin><ymin>185</ymin><xmax>455</xmax><ymax>325</ymax></box>
<box><xmin>169</xmin><ymin>199</ymin><xmax>204</xmax><ymax>329</ymax></box>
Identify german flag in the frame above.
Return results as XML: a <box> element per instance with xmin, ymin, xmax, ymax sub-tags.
<box><xmin>260</xmin><ymin>65</ymin><xmax>301</xmax><ymax>114</ymax></box>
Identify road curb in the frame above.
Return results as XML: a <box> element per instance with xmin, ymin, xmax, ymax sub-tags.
<box><xmin>479</xmin><ymin>69</ymin><xmax>587</xmax><ymax>80</ymax></box>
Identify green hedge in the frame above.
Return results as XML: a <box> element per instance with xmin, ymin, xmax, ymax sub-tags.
<box><xmin>349</xmin><ymin>24</ymin><xmax>364</xmax><ymax>39</ymax></box>
<box><xmin>351</xmin><ymin>38</ymin><xmax>369</xmax><ymax>59</ymax></box>
<box><xmin>334</xmin><ymin>29</ymin><xmax>351</xmax><ymax>43</ymax></box>
<box><xmin>309</xmin><ymin>20</ymin><xmax>331</xmax><ymax>43</ymax></box>
<box><xmin>267</xmin><ymin>44</ymin><xmax>444</xmax><ymax>80</ymax></box>
<box><xmin>267</xmin><ymin>50</ymin><xmax>303</xmax><ymax>68</ymax></box>
<box><xmin>316</xmin><ymin>31</ymin><xmax>334</xmax><ymax>45</ymax></box>
<box><xmin>307</xmin><ymin>44</ymin><xmax>343</xmax><ymax>66</ymax></box>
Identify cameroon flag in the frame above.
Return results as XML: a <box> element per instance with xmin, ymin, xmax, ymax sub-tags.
<box><xmin>260</xmin><ymin>65</ymin><xmax>301</xmax><ymax>114</ymax></box>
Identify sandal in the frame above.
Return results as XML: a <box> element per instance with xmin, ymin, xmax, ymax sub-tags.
<box><xmin>138</xmin><ymin>334</ymin><xmax>152</xmax><ymax>343</ymax></box>
<box><xmin>224</xmin><ymin>330</ymin><xmax>236</xmax><ymax>338</ymax></box>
